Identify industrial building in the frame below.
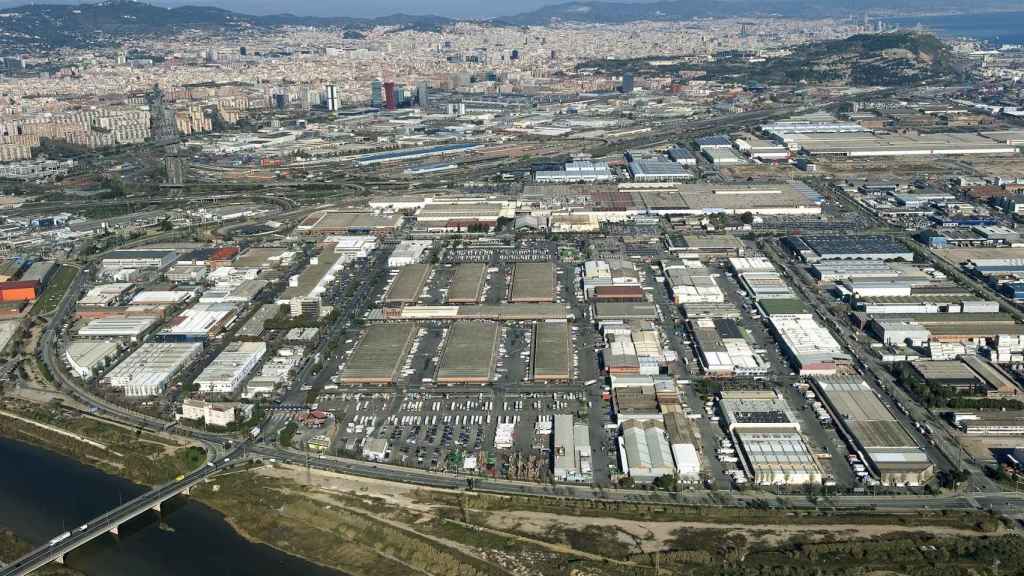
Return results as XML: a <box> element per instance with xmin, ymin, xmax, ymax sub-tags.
<box><xmin>65</xmin><ymin>340</ymin><xmax>120</xmax><ymax>379</ymax></box>
<box><xmin>385</xmin><ymin>264</ymin><xmax>432</xmax><ymax>305</ymax></box>
<box><xmin>532</xmin><ymin>320</ymin><xmax>571</xmax><ymax>381</ymax></box>
<box><xmin>388</xmin><ymin>240</ymin><xmax>432</xmax><ymax>267</ymax></box>
<box><xmin>447</xmin><ymin>263</ymin><xmax>487</xmax><ymax>303</ymax></box>
<box><xmin>552</xmin><ymin>414</ymin><xmax>592</xmax><ymax>482</ymax></box>
<box><xmin>619</xmin><ymin>419</ymin><xmax>675</xmax><ymax>483</ymax></box>
<box><xmin>640</xmin><ymin>182</ymin><xmax>821</xmax><ymax>216</ymax></box>
<box><xmin>783</xmin><ymin>131</ymin><xmax>1019</xmax><ymax>158</ymax></box>
<box><xmin>690</xmin><ymin>318</ymin><xmax>767</xmax><ymax>377</ymax></box>
<box><xmin>105</xmin><ymin>342</ymin><xmax>203</xmax><ymax>397</ymax></box>
<box><xmin>534</xmin><ymin>159</ymin><xmax>615</xmax><ymax>183</ymax></box>
<box><xmin>79</xmin><ymin>284</ymin><xmax>134</xmax><ymax>307</ymax></box>
<box><xmin>734</xmin><ymin>135</ymin><xmax>790</xmax><ymax>161</ymax></box>
<box><xmin>436</xmin><ymin>321</ymin><xmax>500</xmax><ymax>384</ymax></box>
<box><xmin>296</xmin><ymin>210</ymin><xmax>403</xmax><ymax>236</ymax></box>
<box><xmin>382</xmin><ymin>303</ymin><xmax>569</xmax><ymax>321</ymax></box>
<box><xmin>664</xmin><ymin>265</ymin><xmax>724</xmax><ymax>304</ymax></box>
<box><xmin>180</xmin><ymin>398</ymin><xmax>243</xmax><ymax>428</ymax></box>
<box><xmin>813</xmin><ymin>375</ymin><xmax>934</xmax><ymax>486</ymax></box>
<box><xmin>739</xmin><ymin>272</ymin><xmax>794</xmax><ymax>300</ymax></box>
<box><xmin>594</xmin><ymin>301</ymin><xmax>659</xmax><ymax>321</ymax></box>
<box><xmin>159</xmin><ymin>302</ymin><xmax>237</xmax><ymax>340</ymax></box>
<box><xmin>0</xmin><ymin>280</ymin><xmax>38</xmax><ymax>302</ymax></box>
<box><xmin>78</xmin><ymin>316</ymin><xmax>158</xmax><ymax>341</ymax></box>
<box><xmin>338</xmin><ymin>323</ymin><xmax>417</xmax><ymax>384</ymax></box>
<box><xmin>21</xmin><ymin>261</ymin><xmax>56</xmax><ymax>286</ymax></box>
<box><xmin>627</xmin><ymin>157</ymin><xmax>693</xmax><ymax>181</ymax></box>
<box><xmin>950</xmin><ymin>411</ymin><xmax>1024</xmax><ymax>435</ymax></box>
<box><xmin>353</xmin><ymin>142</ymin><xmax>483</xmax><ymax>166</ymax></box>
<box><xmin>784</xmin><ymin>235</ymin><xmax>913</xmax><ymax>262</ymax></box>
<box><xmin>194</xmin><ymin>341</ymin><xmax>267</xmax><ymax>394</ymax></box>
<box><xmin>415</xmin><ymin>201</ymin><xmax>515</xmax><ymax>226</ymax></box>
<box><xmin>509</xmin><ymin>262</ymin><xmax>555</xmax><ymax>303</ymax></box>
<box><xmin>100</xmin><ymin>249</ymin><xmax>177</xmax><ymax>271</ymax></box>
<box><xmin>768</xmin><ymin>315</ymin><xmax>849</xmax><ymax>375</ymax></box>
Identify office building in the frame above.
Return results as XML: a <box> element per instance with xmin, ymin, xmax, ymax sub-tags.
<box><xmin>416</xmin><ymin>81</ymin><xmax>429</xmax><ymax>107</ymax></box>
<box><xmin>370</xmin><ymin>79</ymin><xmax>383</xmax><ymax>108</ymax></box>
<box><xmin>324</xmin><ymin>84</ymin><xmax>338</xmax><ymax>112</ymax></box>
<box><xmin>384</xmin><ymin>81</ymin><xmax>397</xmax><ymax>110</ymax></box>
<box><xmin>620</xmin><ymin>72</ymin><xmax>634</xmax><ymax>93</ymax></box>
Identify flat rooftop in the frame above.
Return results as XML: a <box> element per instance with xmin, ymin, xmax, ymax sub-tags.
<box><xmin>386</xmin><ymin>264</ymin><xmax>431</xmax><ymax>304</ymax></box>
<box><xmin>510</xmin><ymin>262</ymin><xmax>555</xmax><ymax>302</ymax></box>
<box><xmin>339</xmin><ymin>323</ymin><xmax>417</xmax><ymax>384</ymax></box>
<box><xmin>447</xmin><ymin>263</ymin><xmax>486</xmax><ymax>304</ymax></box>
<box><xmin>533</xmin><ymin>321</ymin><xmax>571</xmax><ymax>381</ymax></box>
<box><xmin>436</xmin><ymin>321</ymin><xmax>499</xmax><ymax>383</ymax></box>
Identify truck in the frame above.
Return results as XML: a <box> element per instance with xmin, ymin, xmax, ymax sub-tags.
<box><xmin>249</xmin><ymin>426</ymin><xmax>261</xmax><ymax>440</ymax></box>
<box><xmin>49</xmin><ymin>531</ymin><xmax>72</xmax><ymax>546</ymax></box>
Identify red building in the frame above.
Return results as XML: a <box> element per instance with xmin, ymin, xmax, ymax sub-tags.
<box><xmin>383</xmin><ymin>82</ymin><xmax>397</xmax><ymax>110</ymax></box>
<box><xmin>0</xmin><ymin>280</ymin><xmax>39</xmax><ymax>302</ymax></box>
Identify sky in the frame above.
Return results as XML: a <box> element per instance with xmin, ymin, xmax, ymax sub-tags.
<box><xmin>148</xmin><ymin>0</ymin><xmax>650</xmax><ymax>19</ymax></box>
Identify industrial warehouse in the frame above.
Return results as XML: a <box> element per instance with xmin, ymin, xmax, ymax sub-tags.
<box><xmin>813</xmin><ymin>375</ymin><xmax>934</xmax><ymax>486</ymax></box>
<box><xmin>509</xmin><ymin>262</ymin><xmax>556</xmax><ymax>302</ymax></box>
<box><xmin>446</xmin><ymin>263</ymin><xmax>487</xmax><ymax>304</ymax></box>
<box><xmin>532</xmin><ymin>320</ymin><xmax>572</xmax><ymax>381</ymax></box>
<box><xmin>339</xmin><ymin>324</ymin><xmax>418</xmax><ymax>385</ymax></box>
<box><xmin>435</xmin><ymin>321</ymin><xmax>500</xmax><ymax>384</ymax></box>
<box><xmin>385</xmin><ymin>264</ymin><xmax>432</xmax><ymax>305</ymax></box>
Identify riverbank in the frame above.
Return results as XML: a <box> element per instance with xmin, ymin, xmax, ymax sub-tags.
<box><xmin>0</xmin><ymin>399</ymin><xmax>205</xmax><ymax>487</ymax></box>
<box><xmin>4</xmin><ymin>396</ymin><xmax>1024</xmax><ymax>576</ymax></box>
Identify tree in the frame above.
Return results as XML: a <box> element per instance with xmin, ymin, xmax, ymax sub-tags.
<box><xmin>159</xmin><ymin>218</ymin><xmax>173</xmax><ymax>231</ymax></box>
<box><xmin>740</xmin><ymin>212</ymin><xmax>754</xmax><ymax>225</ymax></box>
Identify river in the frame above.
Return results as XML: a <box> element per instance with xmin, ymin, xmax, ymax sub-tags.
<box><xmin>0</xmin><ymin>438</ymin><xmax>345</xmax><ymax>576</ymax></box>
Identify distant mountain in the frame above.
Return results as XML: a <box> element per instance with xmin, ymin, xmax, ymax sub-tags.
<box><xmin>498</xmin><ymin>0</ymin><xmax>1021</xmax><ymax>25</ymax></box>
<box><xmin>0</xmin><ymin>0</ymin><xmax>455</xmax><ymax>50</ymax></box>
<box><xmin>580</xmin><ymin>31</ymin><xmax>966</xmax><ymax>86</ymax></box>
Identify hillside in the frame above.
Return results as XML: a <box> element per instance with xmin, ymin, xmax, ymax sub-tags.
<box><xmin>578</xmin><ymin>32</ymin><xmax>966</xmax><ymax>87</ymax></box>
<box><xmin>0</xmin><ymin>0</ymin><xmax>454</xmax><ymax>50</ymax></box>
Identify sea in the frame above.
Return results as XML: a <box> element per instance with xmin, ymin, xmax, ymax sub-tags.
<box><xmin>884</xmin><ymin>11</ymin><xmax>1024</xmax><ymax>46</ymax></box>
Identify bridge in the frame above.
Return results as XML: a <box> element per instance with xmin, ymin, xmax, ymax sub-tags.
<box><xmin>0</xmin><ymin>456</ymin><xmax>237</xmax><ymax>576</ymax></box>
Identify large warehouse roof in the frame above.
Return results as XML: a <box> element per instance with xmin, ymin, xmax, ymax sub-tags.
<box><xmin>533</xmin><ymin>321</ymin><xmax>571</xmax><ymax>381</ymax></box>
<box><xmin>436</xmin><ymin>321</ymin><xmax>500</xmax><ymax>383</ymax></box>
<box><xmin>510</xmin><ymin>262</ymin><xmax>555</xmax><ymax>302</ymax></box>
<box><xmin>339</xmin><ymin>324</ymin><xmax>417</xmax><ymax>384</ymax></box>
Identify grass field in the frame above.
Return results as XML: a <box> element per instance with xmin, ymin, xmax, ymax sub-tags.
<box><xmin>34</xmin><ymin>265</ymin><xmax>78</xmax><ymax>316</ymax></box>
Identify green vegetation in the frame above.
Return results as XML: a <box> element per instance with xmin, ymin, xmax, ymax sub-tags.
<box><xmin>893</xmin><ymin>362</ymin><xmax>1024</xmax><ymax>410</ymax></box>
<box><xmin>34</xmin><ymin>265</ymin><xmax>78</xmax><ymax>316</ymax></box>
<box><xmin>580</xmin><ymin>32</ymin><xmax>963</xmax><ymax>87</ymax></box>
<box><xmin>0</xmin><ymin>400</ymin><xmax>206</xmax><ymax>486</ymax></box>
<box><xmin>278</xmin><ymin>421</ymin><xmax>298</xmax><ymax>448</ymax></box>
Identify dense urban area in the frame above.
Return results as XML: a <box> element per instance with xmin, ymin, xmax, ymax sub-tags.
<box><xmin>3</xmin><ymin>2</ymin><xmax>1024</xmax><ymax>575</ymax></box>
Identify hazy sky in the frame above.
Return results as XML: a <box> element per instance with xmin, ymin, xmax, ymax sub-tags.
<box><xmin>152</xmin><ymin>0</ymin><xmax>651</xmax><ymax>18</ymax></box>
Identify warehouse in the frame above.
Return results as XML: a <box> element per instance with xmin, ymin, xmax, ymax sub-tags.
<box><xmin>739</xmin><ymin>272</ymin><xmax>794</xmax><ymax>300</ymax></box>
<box><xmin>509</xmin><ymin>262</ymin><xmax>555</xmax><ymax>303</ymax></box>
<box><xmin>811</xmin><ymin>260</ymin><xmax>923</xmax><ymax>283</ymax></box>
<box><xmin>21</xmin><ymin>261</ymin><xmax>56</xmax><ymax>286</ymax></box>
<box><xmin>296</xmin><ymin>210</ymin><xmax>403</xmax><ymax>236</ymax></box>
<box><xmin>756</xmin><ymin>298</ymin><xmax>811</xmax><ymax>319</ymax></box>
<box><xmin>385</xmin><ymin>264</ymin><xmax>431</xmax><ymax>305</ymax></box>
<box><xmin>911</xmin><ymin>360</ymin><xmax>984</xmax><ymax>393</ymax></box>
<box><xmin>728</xmin><ymin>257</ymin><xmax>776</xmax><ymax>274</ymax></box>
<box><xmin>813</xmin><ymin>375</ymin><xmax>934</xmax><ymax>486</ymax></box>
<box><xmin>768</xmin><ymin>316</ymin><xmax>849</xmax><ymax>375</ymax></box>
<box><xmin>194</xmin><ymin>341</ymin><xmax>267</xmax><ymax>394</ymax></box>
<box><xmin>105</xmin><ymin>342</ymin><xmax>203</xmax><ymax>397</ymax></box>
<box><xmin>79</xmin><ymin>284</ymin><xmax>134</xmax><ymax>307</ymax></box>
<box><xmin>695</xmin><ymin>135</ymin><xmax>733</xmax><ymax>150</ymax></box>
<box><xmin>594</xmin><ymin>301</ymin><xmax>658</xmax><ymax>321</ymax></box>
<box><xmin>132</xmin><ymin>291</ymin><xmax>193</xmax><ymax>305</ymax></box>
<box><xmin>415</xmin><ymin>201</ymin><xmax>514</xmax><ymax>224</ymax></box>
<box><xmin>662</xmin><ymin>411</ymin><xmax>701</xmax><ymax>481</ymax></box>
<box><xmin>784</xmin><ymin>131</ymin><xmax>1019</xmax><ymax>157</ymax></box>
<box><xmin>280</xmin><ymin>250</ymin><xmax>346</xmax><ymax>303</ymax></box>
<box><xmin>733</xmin><ymin>431</ymin><xmax>824</xmax><ymax>485</ymax></box>
<box><xmin>339</xmin><ymin>323</ymin><xmax>417</xmax><ymax>385</ymax></box>
<box><xmin>0</xmin><ymin>280</ymin><xmax>38</xmax><ymax>302</ymax></box>
<box><xmin>788</xmin><ymin>235</ymin><xmax>913</xmax><ymax>262</ymax></box>
<box><xmin>552</xmin><ymin>414</ymin><xmax>592</xmax><ymax>482</ymax></box>
<box><xmin>101</xmin><ymin>249</ymin><xmax>177</xmax><ymax>271</ymax></box>
<box><xmin>65</xmin><ymin>340</ymin><xmax>120</xmax><ymax>379</ymax></box>
<box><xmin>388</xmin><ymin>240</ymin><xmax>432</xmax><ymax>268</ymax></box>
<box><xmin>703</xmin><ymin>147</ymin><xmax>744</xmax><ymax>165</ymax></box>
<box><xmin>869</xmin><ymin>319</ymin><xmax>931</xmax><ymax>346</ymax></box>
<box><xmin>447</xmin><ymin>263</ymin><xmax>487</xmax><ymax>304</ymax></box>
<box><xmin>532</xmin><ymin>320</ymin><xmax>571</xmax><ymax>381</ymax></box>
<box><xmin>627</xmin><ymin>157</ymin><xmax>693</xmax><ymax>181</ymax></box>
<box><xmin>619</xmin><ymin>419</ymin><xmax>675</xmax><ymax>483</ymax></box>
<box><xmin>78</xmin><ymin>316</ymin><xmax>158</xmax><ymax>341</ymax></box>
<box><xmin>159</xmin><ymin>302</ymin><xmax>237</xmax><ymax>341</ymax></box>
<box><xmin>665</xmin><ymin>266</ymin><xmax>724</xmax><ymax>305</ymax></box>
<box><xmin>436</xmin><ymin>321</ymin><xmax>500</xmax><ymax>384</ymax></box>
<box><xmin>734</xmin><ymin>135</ymin><xmax>790</xmax><ymax>161</ymax></box>
<box><xmin>950</xmin><ymin>411</ymin><xmax>1024</xmax><ymax>435</ymax></box>
<box><xmin>592</xmin><ymin>285</ymin><xmax>644</xmax><ymax>302</ymax></box>
<box><xmin>534</xmin><ymin>159</ymin><xmax>615</xmax><ymax>183</ymax></box>
<box><xmin>640</xmin><ymin>182</ymin><xmax>821</xmax><ymax>217</ymax></box>
<box><xmin>385</xmin><ymin>303</ymin><xmax>568</xmax><ymax>321</ymax></box>
<box><xmin>667</xmin><ymin>146</ymin><xmax>696</xmax><ymax>165</ymax></box>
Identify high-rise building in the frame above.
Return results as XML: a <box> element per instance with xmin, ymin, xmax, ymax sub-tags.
<box><xmin>511</xmin><ymin>49</ymin><xmax>520</xmax><ymax>60</ymax></box>
<box><xmin>370</xmin><ymin>79</ymin><xmax>383</xmax><ymax>108</ymax></box>
<box><xmin>620</xmin><ymin>72</ymin><xmax>634</xmax><ymax>94</ymax></box>
<box><xmin>205</xmin><ymin>48</ymin><xmax>218</xmax><ymax>64</ymax></box>
<box><xmin>116</xmin><ymin>50</ymin><xmax>127</xmax><ymax>66</ymax></box>
<box><xmin>383</xmin><ymin>81</ymin><xmax>397</xmax><ymax>110</ymax></box>
<box><xmin>324</xmin><ymin>84</ymin><xmax>338</xmax><ymax>112</ymax></box>
<box><xmin>273</xmin><ymin>94</ymin><xmax>287</xmax><ymax>110</ymax></box>
<box><xmin>239</xmin><ymin>47</ymin><xmax>247</xmax><ymax>56</ymax></box>
<box><xmin>416</xmin><ymin>81</ymin><xmax>429</xmax><ymax>107</ymax></box>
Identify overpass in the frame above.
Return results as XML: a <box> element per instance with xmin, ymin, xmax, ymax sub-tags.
<box><xmin>0</xmin><ymin>456</ymin><xmax>237</xmax><ymax>576</ymax></box>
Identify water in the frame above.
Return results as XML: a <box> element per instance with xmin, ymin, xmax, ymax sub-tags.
<box><xmin>884</xmin><ymin>11</ymin><xmax>1024</xmax><ymax>46</ymax></box>
<box><xmin>0</xmin><ymin>438</ymin><xmax>345</xmax><ymax>576</ymax></box>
